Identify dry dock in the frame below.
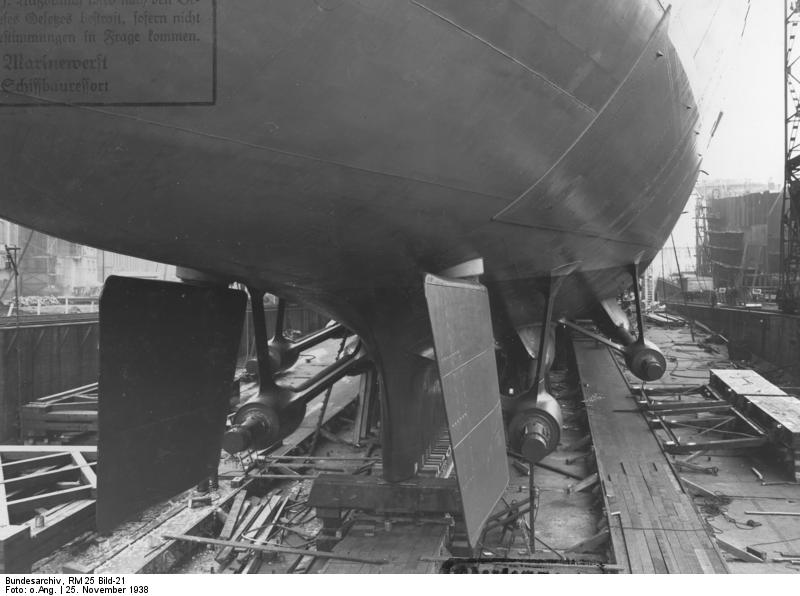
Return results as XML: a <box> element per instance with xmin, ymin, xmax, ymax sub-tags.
<box><xmin>2</xmin><ymin>318</ymin><xmax>799</xmax><ymax>573</ymax></box>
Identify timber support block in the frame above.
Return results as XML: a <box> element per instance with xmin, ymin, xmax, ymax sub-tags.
<box><xmin>309</xmin><ymin>474</ymin><xmax>463</xmax><ymax>552</ymax></box>
<box><xmin>308</xmin><ymin>474</ymin><xmax>462</xmax><ymax>514</ymax></box>
<box><xmin>564</xmin><ymin>528</ymin><xmax>610</xmax><ymax>555</ymax></box>
<box><xmin>0</xmin><ymin>525</ymin><xmax>33</xmax><ymax>573</ymax></box>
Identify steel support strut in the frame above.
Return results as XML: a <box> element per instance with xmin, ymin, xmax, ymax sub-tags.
<box><xmin>562</xmin><ymin>261</ymin><xmax>666</xmax><ymax>383</ymax></box>
<box><xmin>222</xmin><ymin>291</ymin><xmax>363</xmax><ymax>454</ymax></box>
<box><xmin>628</xmin><ymin>261</ymin><xmax>646</xmax><ymax>344</ymax></box>
<box><xmin>520</xmin><ymin>264</ymin><xmax>576</xmax><ymax>555</ymax></box>
<box><xmin>507</xmin><ymin>263</ymin><xmax>577</xmax><ymax>465</ymax></box>
<box><xmin>268</xmin><ymin>297</ymin><xmax>346</xmax><ymax>374</ymax></box>
<box><xmin>624</xmin><ymin>260</ymin><xmax>667</xmax><ymax>382</ymax></box>
<box><xmin>531</xmin><ymin>270</ymin><xmax>570</xmax><ymax>398</ymax></box>
<box><xmin>249</xmin><ymin>287</ymin><xmax>276</xmax><ymax>389</ymax></box>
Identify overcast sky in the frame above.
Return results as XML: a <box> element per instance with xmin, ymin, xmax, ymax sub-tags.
<box><xmin>656</xmin><ymin>0</ymin><xmax>784</xmax><ymax>278</ymax></box>
<box><xmin>701</xmin><ymin>0</ymin><xmax>784</xmax><ymax>183</ymax></box>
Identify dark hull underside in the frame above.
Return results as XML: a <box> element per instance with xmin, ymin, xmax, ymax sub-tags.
<box><xmin>0</xmin><ymin>0</ymin><xmax>746</xmax><ymax>478</ymax></box>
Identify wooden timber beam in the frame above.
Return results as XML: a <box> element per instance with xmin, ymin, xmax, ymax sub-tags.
<box><xmin>34</xmin><ymin>384</ymin><xmax>98</xmax><ymax>404</ymax></box>
<box><xmin>70</xmin><ymin>451</ymin><xmax>96</xmax><ymax>490</ymax></box>
<box><xmin>164</xmin><ymin>534</ymin><xmax>389</xmax><ymax>565</ymax></box>
<box><xmin>0</xmin><ymin>454</ymin><xmax>10</xmax><ymax>526</ymax></box>
<box><xmin>308</xmin><ymin>474</ymin><xmax>461</xmax><ymax>514</ymax></box>
<box><xmin>28</xmin><ymin>500</ymin><xmax>95</xmax><ymax>564</ymax></box>
<box><xmin>0</xmin><ymin>525</ymin><xmax>33</xmax><ymax>573</ymax></box>
<box><xmin>0</xmin><ymin>446</ymin><xmax>96</xmax><ymax>461</ymax></box>
<box><xmin>0</xmin><ymin>500</ymin><xmax>96</xmax><ymax>574</ymax></box>
<box><xmin>98</xmin><ymin>480</ymin><xmax>254</xmax><ymax>574</ymax></box>
<box><xmin>7</xmin><ymin>486</ymin><xmax>92</xmax><ymax>517</ymax></box>
<box><xmin>1</xmin><ymin>453</ymin><xmax>72</xmax><ymax>477</ymax></box>
<box><xmin>2</xmin><ymin>465</ymin><xmax>87</xmax><ymax>493</ymax></box>
<box><xmin>49</xmin><ymin>402</ymin><xmax>98</xmax><ymax>412</ymax></box>
<box><xmin>716</xmin><ymin>538</ymin><xmax>765</xmax><ymax>563</ymax></box>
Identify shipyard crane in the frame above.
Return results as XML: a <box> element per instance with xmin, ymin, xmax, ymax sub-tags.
<box><xmin>780</xmin><ymin>0</ymin><xmax>800</xmax><ymax>312</ymax></box>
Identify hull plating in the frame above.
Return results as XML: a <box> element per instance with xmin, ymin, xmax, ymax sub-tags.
<box><xmin>0</xmin><ymin>1</ymin><xmax>750</xmax><ymax>477</ymax></box>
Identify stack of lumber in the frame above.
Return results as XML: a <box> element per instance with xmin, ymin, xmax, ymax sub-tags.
<box><xmin>21</xmin><ymin>384</ymin><xmax>98</xmax><ymax>444</ymax></box>
<box><xmin>164</xmin><ymin>478</ymin><xmax>387</xmax><ymax>573</ymax></box>
<box><xmin>0</xmin><ymin>446</ymin><xmax>96</xmax><ymax>572</ymax></box>
<box><xmin>214</xmin><ymin>487</ymin><xmax>299</xmax><ymax>573</ymax></box>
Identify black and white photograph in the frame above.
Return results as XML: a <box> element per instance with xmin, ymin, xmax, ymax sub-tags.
<box><xmin>0</xmin><ymin>0</ymin><xmax>798</xmax><ymax>584</ymax></box>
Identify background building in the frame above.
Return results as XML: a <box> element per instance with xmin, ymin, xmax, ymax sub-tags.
<box><xmin>700</xmin><ymin>191</ymin><xmax>782</xmax><ymax>293</ymax></box>
<box><xmin>1</xmin><ymin>220</ymin><xmax>176</xmax><ymax>304</ymax></box>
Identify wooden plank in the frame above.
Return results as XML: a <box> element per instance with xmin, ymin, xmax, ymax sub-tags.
<box><xmin>243</xmin><ymin>494</ymin><xmax>291</xmax><ymax>574</ymax></box>
<box><xmin>26</xmin><ymin>421</ymin><xmax>96</xmax><ymax>433</ymax></box>
<box><xmin>241</xmin><ymin>496</ymin><xmax>280</xmax><ymax>543</ymax></box>
<box><xmin>651</xmin><ymin>490</ymin><xmax>690</xmax><ymax>573</ymax></box>
<box><xmin>638</xmin><ymin>465</ymin><xmax>684</xmax><ymax>574</ymax></box>
<box><xmin>48</xmin><ymin>402</ymin><xmax>98</xmax><ymax>412</ymax></box>
<box><xmin>0</xmin><ymin>454</ymin><xmax>10</xmax><ymax>526</ymax></box>
<box><xmin>2</xmin><ymin>464</ymin><xmax>85</xmax><ymax>492</ymax></box>
<box><xmin>572</xmin><ymin>340</ymin><xmax>729</xmax><ymax>574</ymax></box>
<box><xmin>680</xmin><ymin>477</ymin><xmax>718</xmax><ymax>499</ymax></box>
<box><xmin>634</xmin><ymin>474</ymin><xmax>679</xmax><ymax>576</ymax></box>
<box><xmin>70</xmin><ymin>451</ymin><xmax>96</xmax><ymax>490</ymax></box>
<box><xmin>34</xmin><ymin>383</ymin><xmax>99</xmax><ymax>404</ymax></box>
<box><xmin>658</xmin><ymin>496</ymin><xmax>700</xmax><ymax>574</ymax></box>
<box><xmin>626</xmin><ymin>487</ymin><xmax>663</xmax><ymax>573</ymax></box>
<box><xmin>1</xmin><ymin>453</ymin><xmax>72</xmax><ymax>477</ymax></box>
<box><xmin>216</xmin><ymin>491</ymin><xmax>246</xmax><ymax>550</ymax></box>
<box><xmin>215</xmin><ymin>498</ymin><xmax>267</xmax><ymax>565</ymax></box>
<box><xmin>670</xmin><ymin>492</ymin><xmax>708</xmax><ymax>565</ymax></box>
<box><xmin>165</xmin><ymin>533</ymin><xmax>388</xmax><ymax>565</ymax></box>
<box><xmin>98</xmin><ymin>481</ymin><xmax>253</xmax><ymax>574</ymax></box>
<box><xmin>641</xmin><ymin>466</ymin><xmax>690</xmax><ymax>574</ymax></box>
<box><xmin>0</xmin><ymin>525</ymin><xmax>33</xmax><ymax>573</ymax></box>
<box><xmin>568</xmin><ymin>472</ymin><xmax>599</xmax><ymax>494</ymax></box>
<box><xmin>615</xmin><ymin>473</ymin><xmax>650</xmax><ymax>574</ymax></box>
<box><xmin>7</xmin><ymin>486</ymin><xmax>91</xmax><ymax>516</ymax></box>
<box><xmin>694</xmin><ymin>547</ymin><xmax>715</xmax><ymax>573</ymax></box>
<box><xmin>308</xmin><ymin>474</ymin><xmax>460</xmax><ymax>513</ymax></box>
<box><xmin>0</xmin><ymin>332</ymin><xmax>7</xmax><ymax>442</ymax></box>
<box><xmin>0</xmin><ymin>446</ymin><xmax>96</xmax><ymax>459</ymax></box>
<box><xmin>668</xmin><ymin>497</ymin><xmax>707</xmax><ymax>573</ymax></box>
<box><xmin>627</xmin><ymin>465</ymin><xmax>667</xmax><ymax>573</ymax></box>
<box><xmin>27</xmin><ymin>500</ymin><xmax>95</xmax><ymax>564</ymax></box>
<box><xmin>42</xmin><ymin>411</ymin><xmax>97</xmax><ymax>423</ymax></box>
<box><xmin>620</xmin><ymin>472</ymin><xmax>659</xmax><ymax>573</ymax></box>
<box><xmin>743</xmin><ymin>510</ymin><xmax>800</xmax><ymax>517</ymax></box>
<box><xmin>71</xmin><ymin>499</ymin><xmax>187</xmax><ymax>574</ymax></box>
<box><xmin>661</xmin><ymin>489</ymin><xmax>702</xmax><ymax>573</ymax></box>
<box><xmin>716</xmin><ymin>538</ymin><xmax>765</xmax><ymax>562</ymax></box>
<box><xmin>323</xmin><ymin>520</ymin><xmax>449</xmax><ymax>573</ymax></box>
<box><xmin>596</xmin><ymin>466</ymin><xmax>630</xmax><ymax>572</ymax></box>
<box><xmin>694</xmin><ymin>521</ymin><xmax>728</xmax><ymax>573</ymax></box>
<box><xmin>611</xmin><ymin>472</ymin><xmax>650</xmax><ymax>573</ymax></box>
<box><xmin>564</xmin><ymin>528</ymin><xmax>610</xmax><ymax>554</ymax></box>
<box><xmin>606</xmin><ymin>510</ymin><xmax>630</xmax><ymax>571</ymax></box>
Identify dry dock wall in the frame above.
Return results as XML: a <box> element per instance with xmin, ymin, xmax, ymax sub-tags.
<box><xmin>0</xmin><ymin>306</ymin><xmax>329</xmax><ymax>442</ymax></box>
<box><xmin>667</xmin><ymin>303</ymin><xmax>800</xmax><ymax>377</ymax></box>
<box><xmin>0</xmin><ymin>321</ymin><xmax>99</xmax><ymax>442</ymax></box>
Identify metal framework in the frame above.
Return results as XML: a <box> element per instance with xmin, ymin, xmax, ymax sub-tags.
<box><xmin>694</xmin><ymin>191</ymin><xmax>711</xmax><ymax>278</ymax></box>
<box><xmin>780</xmin><ymin>0</ymin><xmax>800</xmax><ymax>312</ymax></box>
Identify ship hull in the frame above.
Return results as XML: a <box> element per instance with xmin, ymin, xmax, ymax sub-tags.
<box><xmin>0</xmin><ymin>1</ymin><xmax>748</xmax><ymax>478</ymax></box>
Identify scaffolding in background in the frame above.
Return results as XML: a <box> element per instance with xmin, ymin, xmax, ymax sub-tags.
<box><xmin>779</xmin><ymin>0</ymin><xmax>800</xmax><ymax>312</ymax></box>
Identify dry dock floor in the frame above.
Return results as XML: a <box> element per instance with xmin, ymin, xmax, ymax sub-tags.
<box><xmin>23</xmin><ymin>322</ymin><xmax>800</xmax><ymax>573</ymax></box>
<box><xmin>589</xmin><ymin>322</ymin><xmax>800</xmax><ymax>573</ymax></box>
